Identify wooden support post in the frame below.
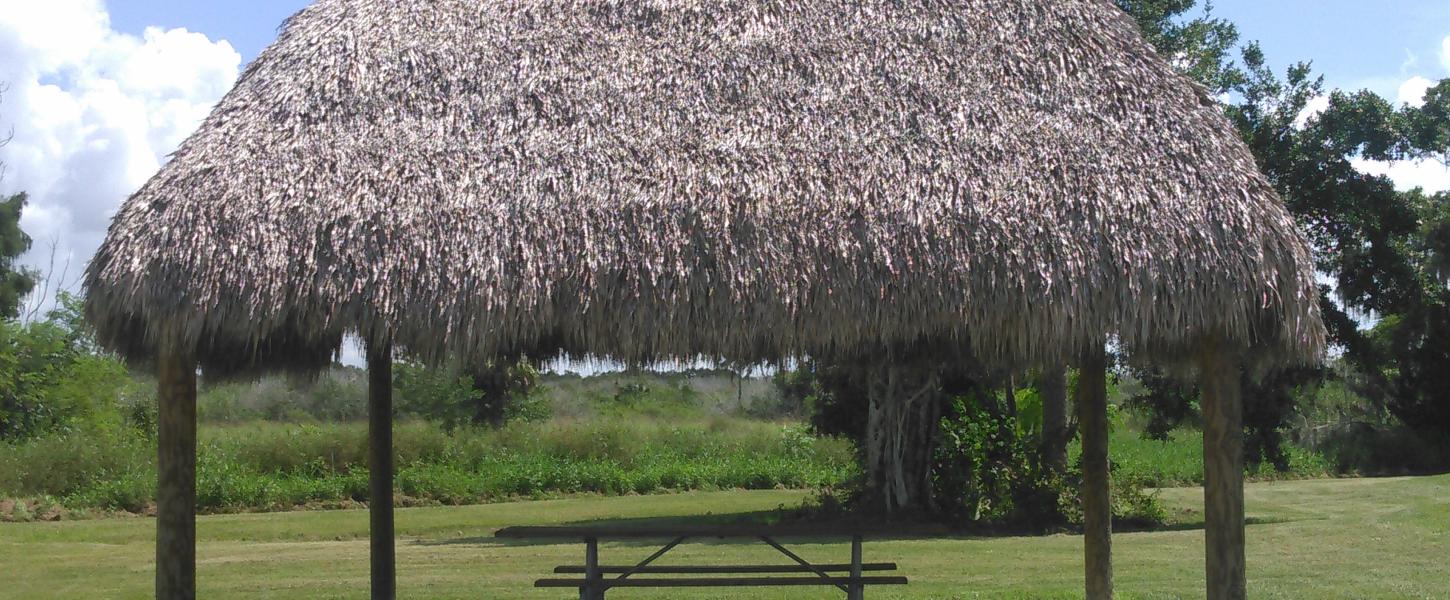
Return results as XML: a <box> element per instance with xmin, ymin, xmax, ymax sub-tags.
<box><xmin>1040</xmin><ymin>364</ymin><xmax>1070</xmax><ymax>473</ymax></box>
<box><xmin>156</xmin><ymin>350</ymin><xmax>198</xmax><ymax>600</ymax></box>
<box><xmin>368</xmin><ymin>342</ymin><xmax>395</xmax><ymax>600</ymax></box>
<box><xmin>848</xmin><ymin>535</ymin><xmax>864</xmax><ymax>600</ymax></box>
<box><xmin>583</xmin><ymin>537</ymin><xmax>601</xmax><ymax>600</ymax></box>
<box><xmin>1200</xmin><ymin>346</ymin><xmax>1245</xmax><ymax>600</ymax></box>
<box><xmin>1078</xmin><ymin>349</ymin><xmax>1112</xmax><ymax>600</ymax></box>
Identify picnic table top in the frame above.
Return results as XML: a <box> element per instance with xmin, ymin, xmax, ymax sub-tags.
<box><xmin>493</xmin><ymin>524</ymin><xmax>896</xmax><ymax>540</ymax></box>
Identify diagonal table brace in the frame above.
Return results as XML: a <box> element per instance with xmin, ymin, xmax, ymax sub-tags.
<box><xmin>759</xmin><ymin>536</ymin><xmax>850</xmax><ymax>594</ymax></box>
<box><xmin>612</xmin><ymin>536</ymin><xmax>689</xmax><ymax>583</ymax></box>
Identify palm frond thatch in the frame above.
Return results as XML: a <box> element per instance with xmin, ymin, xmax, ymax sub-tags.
<box><xmin>84</xmin><ymin>0</ymin><xmax>1326</xmax><ymax>374</ymax></box>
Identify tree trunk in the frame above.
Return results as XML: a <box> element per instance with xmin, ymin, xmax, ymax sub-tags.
<box><xmin>468</xmin><ymin>366</ymin><xmax>507</xmax><ymax>428</ymax></box>
<box><xmin>861</xmin><ymin>363</ymin><xmax>942</xmax><ymax>515</ymax></box>
<box><xmin>368</xmin><ymin>342</ymin><xmax>396</xmax><ymax>600</ymax></box>
<box><xmin>1004</xmin><ymin>377</ymin><xmax>1018</xmax><ymax>420</ymax></box>
<box><xmin>1200</xmin><ymin>345</ymin><xmax>1245</xmax><ymax>600</ymax></box>
<box><xmin>156</xmin><ymin>351</ymin><xmax>197</xmax><ymax>600</ymax></box>
<box><xmin>1040</xmin><ymin>365</ymin><xmax>1070</xmax><ymax>474</ymax></box>
<box><xmin>1078</xmin><ymin>350</ymin><xmax>1112</xmax><ymax>600</ymax></box>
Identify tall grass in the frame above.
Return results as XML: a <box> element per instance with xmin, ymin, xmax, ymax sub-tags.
<box><xmin>1069</xmin><ymin>426</ymin><xmax>1332</xmax><ymax>488</ymax></box>
<box><xmin>0</xmin><ymin>417</ymin><xmax>856</xmax><ymax>514</ymax></box>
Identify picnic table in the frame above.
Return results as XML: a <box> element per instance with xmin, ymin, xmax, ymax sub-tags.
<box><xmin>494</xmin><ymin>524</ymin><xmax>908</xmax><ymax>599</ymax></box>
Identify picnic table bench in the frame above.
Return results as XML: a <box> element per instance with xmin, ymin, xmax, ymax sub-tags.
<box><xmin>494</xmin><ymin>524</ymin><xmax>908</xmax><ymax>599</ymax></box>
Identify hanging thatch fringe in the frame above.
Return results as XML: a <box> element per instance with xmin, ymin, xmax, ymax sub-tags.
<box><xmin>84</xmin><ymin>0</ymin><xmax>1325</xmax><ymax>375</ymax></box>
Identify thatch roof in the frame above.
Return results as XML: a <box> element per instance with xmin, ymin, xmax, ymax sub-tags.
<box><xmin>85</xmin><ymin>0</ymin><xmax>1325</xmax><ymax>374</ymax></box>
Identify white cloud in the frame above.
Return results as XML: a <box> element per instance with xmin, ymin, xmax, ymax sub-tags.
<box><xmin>1397</xmin><ymin>76</ymin><xmax>1434</xmax><ymax>107</ymax></box>
<box><xmin>1352</xmin><ymin>158</ymin><xmax>1450</xmax><ymax>194</ymax></box>
<box><xmin>1440</xmin><ymin>36</ymin><xmax>1450</xmax><ymax>72</ymax></box>
<box><xmin>1294</xmin><ymin>95</ymin><xmax>1331</xmax><ymax>128</ymax></box>
<box><xmin>1401</xmin><ymin>48</ymin><xmax>1420</xmax><ymax>74</ymax></box>
<box><xmin>1347</xmin><ymin>70</ymin><xmax>1448</xmax><ymax>196</ymax></box>
<box><xmin>0</xmin><ymin>0</ymin><xmax>239</xmax><ymax>310</ymax></box>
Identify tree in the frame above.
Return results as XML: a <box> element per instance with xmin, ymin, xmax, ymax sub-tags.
<box><xmin>1037</xmin><ymin>365</ymin><xmax>1072</xmax><ymax>473</ymax></box>
<box><xmin>1</xmin><ymin>85</ymin><xmax>38</xmax><ymax>317</ymax></box>
<box><xmin>393</xmin><ymin>357</ymin><xmax>540</xmax><ymax>431</ymax></box>
<box><xmin>1117</xmin><ymin>0</ymin><xmax>1450</xmax><ymax>458</ymax></box>
<box><xmin>464</xmin><ymin>358</ymin><xmax>540</xmax><ymax>428</ymax></box>
<box><xmin>1125</xmin><ymin>363</ymin><xmax>1320</xmax><ymax>470</ymax></box>
<box><xmin>776</xmin><ymin>356</ymin><xmax>954</xmax><ymax>515</ymax></box>
<box><xmin>0</xmin><ymin>195</ymin><xmax>36</xmax><ymax>319</ymax></box>
<box><xmin>1232</xmin><ymin>61</ymin><xmax>1450</xmax><ymax>447</ymax></box>
<box><xmin>1114</xmin><ymin>0</ymin><xmax>1244</xmax><ymax>96</ymax></box>
<box><xmin>0</xmin><ymin>295</ymin><xmax>129</xmax><ymax>441</ymax></box>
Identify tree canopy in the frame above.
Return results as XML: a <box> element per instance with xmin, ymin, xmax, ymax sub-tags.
<box><xmin>1119</xmin><ymin>0</ymin><xmax>1450</xmax><ymax>448</ymax></box>
<box><xmin>0</xmin><ymin>192</ymin><xmax>35</xmax><ymax>318</ymax></box>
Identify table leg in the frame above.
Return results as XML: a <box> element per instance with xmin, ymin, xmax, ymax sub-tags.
<box><xmin>583</xmin><ymin>537</ymin><xmax>602</xmax><ymax>600</ymax></box>
<box><xmin>849</xmin><ymin>535</ymin><xmax>864</xmax><ymax>600</ymax></box>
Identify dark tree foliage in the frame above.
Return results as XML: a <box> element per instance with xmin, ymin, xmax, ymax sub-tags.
<box><xmin>1123</xmin><ymin>363</ymin><xmax>1318</xmax><ymax>471</ymax></box>
<box><xmin>393</xmin><ymin>358</ymin><xmax>541</xmax><ymax>432</ymax></box>
<box><xmin>776</xmin><ymin>358</ymin><xmax>947</xmax><ymax>514</ymax></box>
<box><xmin>0</xmin><ymin>192</ymin><xmax>36</xmax><ymax>318</ymax></box>
<box><xmin>1118</xmin><ymin>1</ymin><xmax>1450</xmax><ymax>459</ymax></box>
<box><xmin>1120</xmin><ymin>365</ymin><xmax>1198</xmax><ymax>440</ymax></box>
<box><xmin>1113</xmin><ymin>0</ymin><xmax>1244</xmax><ymax>95</ymax></box>
<box><xmin>465</xmin><ymin>359</ymin><xmax>540</xmax><ymax>428</ymax></box>
<box><xmin>1</xmin><ymin>86</ymin><xmax>38</xmax><ymax>318</ymax></box>
<box><xmin>0</xmin><ymin>294</ymin><xmax>127</xmax><ymax>441</ymax></box>
<box><xmin>1239</xmin><ymin>369</ymin><xmax>1322</xmax><ymax>471</ymax></box>
<box><xmin>799</xmin><ymin>360</ymin><xmax>871</xmax><ymax>441</ymax></box>
<box><xmin>932</xmin><ymin>380</ymin><xmax>1066</xmax><ymax>529</ymax></box>
<box><xmin>778</xmin><ymin>360</ymin><xmax>1088</xmax><ymax>525</ymax></box>
<box><xmin>780</xmin><ymin>360</ymin><xmax>975</xmax><ymax>458</ymax></box>
<box><xmin>1232</xmin><ymin>65</ymin><xmax>1450</xmax><ymax>446</ymax></box>
<box><xmin>769</xmin><ymin>362</ymin><xmax>817</xmax><ymax>417</ymax></box>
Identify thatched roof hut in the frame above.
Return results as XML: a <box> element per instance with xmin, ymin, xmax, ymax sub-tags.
<box><xmin>86</xmin><ymin>0</ymin><xmax>1323</xmax><ymax>375</ymax></box>
<box><xmin>83</xmin><ymin>1</ymin><xmax>1326</xmax><ymax>599</ymax></box>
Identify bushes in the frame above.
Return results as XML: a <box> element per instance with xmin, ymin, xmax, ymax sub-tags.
<box><xmin>0</xmin><ymin>417</ymin><xmax>856</xmax><ymax>514</ymax></box>
<box><xmin>191</xmin><ymin>361</ymin><xmax>548</xmax><ymax>430</ymax></box>
<box><xmin>197</xmin><ymin>368</ymin><xmax>369</xmax><ymax>423</ymax></box>
<box><xmin>0</xmin><ymin>428</ymin><xmax>156</xmax><ymax>511</ymax></box>
<box><xmin>393</xmin><ymin>359</ymin><xmax>543</xmax><ymax>430</ymax></box>
<box><xmin>932</xmin><ymin>391</ymin><xmax>1067</xmax><ymax>527</ymax></box>
<box><xmin>776</xmin><ymin>361</ymin><xmax>1165</xmax><ymax>527</ymax></box>
<box><xmin>0</xmin><ymin>319</ymin><xmax>133</xmax><ymax>441</ymax></box>
<box><xmin>1312</xmin><ymin>423</ymin><xmax>1450</xmax><ymax>475</ymax></box>
<box><xmin>930</xmin><ymin>389</ymin><xmax>1171</xmax><ymax>531</ymax></box>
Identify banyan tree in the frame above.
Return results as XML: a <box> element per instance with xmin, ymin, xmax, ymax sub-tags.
<box><xmin>83</xmin><ymin>0</ymin><xmax>1326</xmax><ymax>599</ymax></box>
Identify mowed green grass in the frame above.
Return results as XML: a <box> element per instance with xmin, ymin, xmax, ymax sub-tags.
<box><xmin>2</xmin><ymin>475</ymin><xmax>1445</xmax><ymax>599</ymax></box>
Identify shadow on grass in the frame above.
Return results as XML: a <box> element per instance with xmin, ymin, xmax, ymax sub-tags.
<box><xmin>1114</xmin><ymin>514</ymin><xmax>1305</xmax><ymax>534</ymax></box>
<box><xmin>416</xmin><ymin>504</ymin><xmax>1308</xmax><ymax>550</ymax></box>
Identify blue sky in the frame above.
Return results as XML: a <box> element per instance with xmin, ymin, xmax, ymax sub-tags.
<box><xmin>106</xmin><ymin>0</ymin><xmax>309</xmax><ymax>61</ymax></box>
<box><xmin>1211</xmin><ymin>1</ymin><xmax>1450</xmax><ymax>97</ymax></box>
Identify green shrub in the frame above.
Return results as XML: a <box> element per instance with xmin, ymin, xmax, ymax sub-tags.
<box><xmin>1311</xmin><ymin>423</ymin><xmax>1450</xmax><ymax>475</ymax></box>
<box><xmin>1070</xmin><ymin>424</ymin><xmax>1332</xmax><ymax>488</ymax></box>
<box><xmin>394</xmin><ymin>360</ymin><xmax>541</xmax><ymax>430</ymax></box>
<box><xmin>0</xmin><ymin>417</ymin><xmax>856</xmax><ymax>514</ymax></box>
<box><xmin>933</xmin><ymin>391</ymin><xmax>1078</xmax><ymax>529</ymax></box>
<box><xmin>197</xmin><ymin>368</ymin><xmax>369</xmax><ymax>424</ymax></box>
<box><xmin>0</xmin><ymin>319</ymin><xmax>131</xmax><ymax>441</ymax></box>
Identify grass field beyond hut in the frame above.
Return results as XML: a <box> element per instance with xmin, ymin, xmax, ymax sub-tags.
<box><xmin>2</xmin><ymin>474</ymin><xmax>1444</xmax><ymax>599</ymax></box>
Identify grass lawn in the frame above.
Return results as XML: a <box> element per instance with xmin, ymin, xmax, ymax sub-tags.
<box><xmin>2</xmin><ymin>475</ymin><xmax>1445</xmax><ymax>599</ymax></box>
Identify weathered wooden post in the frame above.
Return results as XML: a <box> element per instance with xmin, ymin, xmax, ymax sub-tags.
<box><xmin>1078</xmin><ymin>349</ymin><xmax>1112</xmax><ymax>600</ymax></box>
<box><xmin>368</xmin><ymin>341</ymin><xmax>395</xmax><ymax>600</ymax></box>
<box><xmin>584</xmin><ymin>536</ymin><xmax>603</xmax><ymax>600</ymax></box>
<box><xmin>848</xmin><ymin>534</ymin><xmax>864</xmax><ymax>600</ymax></box>
<box><xmin>1040</xmin><ymin>364</ymin><xmax>1070</xmax><ymax>473</ymax></box>
<box><xmin>156</xmin><ymin>349</ymin><xmax>197</xmax><ymax>600</ymax></box>
<box><xmin>1200</xmin><ymin>343</ymin><xmax>1245</xmax><ymax>600</ymax></box>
